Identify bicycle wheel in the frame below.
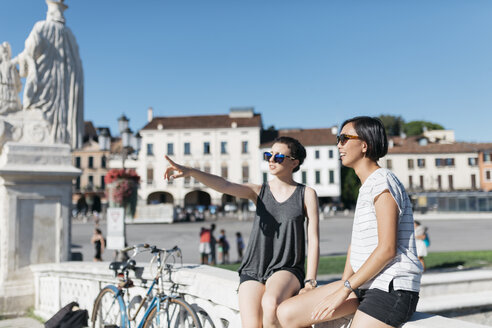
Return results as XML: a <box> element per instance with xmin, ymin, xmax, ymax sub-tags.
<box><xmin>91</xmin><ymin>286</ymin><xmax>126</xmax><ymax>328</ymax></box>
<box><xmin>142</xmin><ymin>297</ymin><xmax>202</xmax><ymax>328</ymax></box>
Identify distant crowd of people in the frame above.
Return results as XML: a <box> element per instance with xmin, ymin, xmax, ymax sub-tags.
<box><xmin>199</xmin><ymin>223</ymin><xmax>244</xmax><ymax>265</ymax></box>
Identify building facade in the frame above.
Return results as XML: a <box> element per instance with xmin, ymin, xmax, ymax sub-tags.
<box><xmin>136</xmin><ymin>108</ymin><xmax>262</xmax><ymax>207</ymax></box>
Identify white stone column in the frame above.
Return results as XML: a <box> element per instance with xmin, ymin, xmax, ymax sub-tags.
<box><xmin>0</xmin><ymin>142</ymin><xmax>80</xmax><ymax>315</ymax></box>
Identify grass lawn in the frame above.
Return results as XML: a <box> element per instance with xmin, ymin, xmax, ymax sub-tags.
<box><xmin>217</xmin><ymin>250</ymin><xmax>492</xmax><ymax>274</ymax></box>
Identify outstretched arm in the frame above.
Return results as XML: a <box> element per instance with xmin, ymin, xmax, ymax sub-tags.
<box><xmin>163</xmin><ymin>155</ymin><xmax>260</xmax><ymax>201</ymax></box>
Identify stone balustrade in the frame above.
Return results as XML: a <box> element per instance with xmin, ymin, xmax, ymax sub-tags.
<box><xmin>31</xmin><ymin>262</ymin><xmax>488</xmax><ymax>328</ymax></box>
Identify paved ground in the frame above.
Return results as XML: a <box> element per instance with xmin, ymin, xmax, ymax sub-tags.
<box><xmin>0</xmin><ymin>318</ymin><xmax>43</xmax><ymax>328</ymax></box>
<box><xmin>71</xmin><ymin>212</ymin><xmax>492</xmax><ymax>263</ymax></box>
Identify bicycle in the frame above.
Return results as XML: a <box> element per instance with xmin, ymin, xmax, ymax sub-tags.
<box><xmin>91</xmin><ymin>243</ymin><xmax>202</xmax><ymax>328</ymax></box>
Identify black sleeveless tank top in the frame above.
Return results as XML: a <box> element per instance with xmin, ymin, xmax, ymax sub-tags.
<box><xmin>238</xmin><ymin>183</ymin><xmax>306</xmax><ymax>284</ymax></box>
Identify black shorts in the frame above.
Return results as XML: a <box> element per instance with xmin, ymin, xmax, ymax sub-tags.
<box><xmin>239</xmin><ymin>268</ymin><xmax>304</xmax><ymax>289</ymax></box>
<box><xmin>355</xmin><ymin>281</ymin><xmax>419</xmax><ymax>327</ymax></box>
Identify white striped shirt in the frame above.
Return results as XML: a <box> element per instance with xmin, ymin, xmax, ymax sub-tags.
<box><xmin>350</xmin><ymin>168</ymin><xmax>423</xmax><ymax>292</ymax></box>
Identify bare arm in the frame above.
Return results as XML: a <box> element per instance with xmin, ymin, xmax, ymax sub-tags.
<box><xmin>163</xmin><ymin>155</ymin><xmax>260</xmax><ymax>201</ymax></box>
<box><xmin>345</xmin><ymin>190</ymin><xmax>398</xmax><ymax>289</ymax></box>
<box><xmin>341</xmin><ymin>244</ymin><xmax>354</xmax><ymax>281</ymax></box>
<box><xmin>312</xmin><ymin>190</ymin><xmax>398</xmax><ymax>320</ymax></box>
<box><xmin>300</xmin><ymin>187</ymin><xmax>320</xmax><ymax>293</ymax></box>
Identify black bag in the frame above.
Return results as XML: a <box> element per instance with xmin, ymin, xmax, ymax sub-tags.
<box><xmin>44</xmin><ymin>301</ymin><xmax>88</xmax><ymax>328</ymax></box>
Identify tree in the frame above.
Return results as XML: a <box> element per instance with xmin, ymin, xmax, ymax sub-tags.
<box><xmin>341</xmin><ymin>166</ymin><xmax>360</xmax><ymax>210</ymax></box>
<box><xmin>403</xmin><ymin>121</ymin><xmax>445</xmax><ymax>136</ymax></box>
<box><xmin>378</xmin><ymin>115</ymin><xmax>405</xmax><ymax>136</ymax></box>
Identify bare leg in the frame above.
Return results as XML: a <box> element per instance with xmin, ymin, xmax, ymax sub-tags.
<box><xmin>277</xmin><ymin>280</ymin><xmax>359</xmax><ymax>328</ymax></box>
<box><xmin>238</xmin><ymin>280</ymin><xmax>265</xmax><ymax>328</ymax></box>
<box><xmin>262</xmin><ymin>271</ymin><xmax>301</xmax><ymax>328</ymax></box>
<box><xmin>350</xmin><ymin>310</ymin><xmax>393</xmax><ymax>328</ymax></box>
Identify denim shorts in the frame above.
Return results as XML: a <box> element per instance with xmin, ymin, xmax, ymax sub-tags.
<box><xmin>355</xmin><ymin>281</ymin><xmax>419</xmax><ymax>327</ymax></box>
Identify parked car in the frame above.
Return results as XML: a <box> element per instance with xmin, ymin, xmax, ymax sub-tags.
<box><xmin>223</xmin><ymin>203</ymin><xmax>238</xmax><ymax>213</ymax></box>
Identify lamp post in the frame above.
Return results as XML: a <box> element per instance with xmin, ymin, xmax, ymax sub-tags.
<box><xmin>117</xmin><ymin>114</ymin><xmax>142</xmax><ymax>169</ymax></box>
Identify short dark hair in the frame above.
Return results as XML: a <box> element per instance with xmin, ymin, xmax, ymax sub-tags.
<box><xmin>340</xmin><ymin>116</ymin><xmax>388</xmax><ymax>162</ymax></box>
<box><xmin>274</xmin><ymin>136</ymin><xmax>306</xmax><ymax>172</ymax></box>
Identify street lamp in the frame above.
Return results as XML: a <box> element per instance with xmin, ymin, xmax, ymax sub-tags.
<box><xmin>118</xmin><ymin>114</ymin><xmax>142</xmax><ymax>169</ymax></box>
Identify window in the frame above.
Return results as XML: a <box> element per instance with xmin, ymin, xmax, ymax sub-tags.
<box><xmin>100</xmin><ymin>176</ymin><xmax>105</xmax><ymax>189</ymax></box>
<box><xmin>203</xmin><ymin>142</ymin><xmax>210</xmax><ymax>155</ymax></box>
<box><xmin>408</xmin><ymin>176</ymin><xmax>413</xmax><ymax>188</ymax></box>
<box><xmin>448</xmin><ymin>175</ymin><xmax>454</xmax><ymax>190</ymax></box>
<box><xmin>408</xmin><ymin>159</ymin><xmax>414</xmax><ymax>169</ymax></box>
<box><xmin>242</xmin><ymin>164</ymin><xmax>249</xmax><ymax>183</ymax></box>
<box><xmin>484</xmin><ymin>152</ymin><xmax>492</xmax><ymax>162</ymax></box>
<box><xmin>167</xmin><ymin>143</ymin><xmax>174</xmax><ymax>155</ymax></box>
<box><xmin>315</xmin><ymin>150</ymin><xmax>320</xmax><ymax>159</ymax></box>
<box><xmin>88</xmin><ymin>156</ymin><xmax>94</xmax><ymax>169</ymax></box>
<box><xmin>88</xmin><ymin>175</ymin><xmax>94</xmax><ymax>188</ymax></box>
<box><xmin>242</xmin><ymin>141</ymin><xmax>248</xmax><ymax>154</ymax></box>
<box><xmin>437</xmin><ymin>175</ymin><xmax>442</xmax><ymax>189</ymax></box>
<box><xmin>75</xmin><ymin>177</ymin><xmax>80</xmax><ymax>190</ymax></box>
<box><xmin>184</xmin><ymin>176</ymin><xmax>191</xmax><ymax>186</ymax></box>
<box><xmin>419</xmin><ymin>175</ymin><xmax>424</xmax><ymax>189</ymax></box>
<box><xmin>386</xmin><ymin>159</ymin><xmax>392</xmax><ymax>170</ymax></box>
<box><xmin>147</xmin><ymin>168</ymin><xmax>154</xmax><ymax>185</ymax></box>
<box><xmin>147</xmin><ymin>144</ymin><xmax>154</xmax><ymax>156</ymax></box>
<box><xmin>329</xmin><ymin>170</ymin><xmax>335</xmax><ymax>184</ymax></box>
<box><xmin>101</xmin><ymin>156</ymin><xmax>107</xmax><ymax>169</ymax></box>
<box><xmin>471</xmin><ymin>174</ymin><xmax>477</xmax><ymax>189</ymax></box>
<box><xmin>221</xmin><ymin>165</ymin><xmax>228</xmax><ymax>179</ymax></box>
<box><xmin>184</xmin><ymin>142</ymin><xmax>190</xmax><ymax>155</ymax></box>
<box><xmin>302</xmin><ymin>171</ymin><xmax>307</xmax><ymax>184</ymax></box>
<box><xmin>417</xmin><ymin>159</ymin><xmax>425</xmax><ymax>168</ymax></box>
<box><xmin>445</xmin><ymin>158</ymin><xmax>455</xmax><ymax>166</ymax></box>
<box><xmin>486</xmin><ymin>170</ymin><xmax>492</xmax><ymax>181</ymax></box>
<box><xmin>315</xmin><ymin>171</ymin><xmax>321</xmax><ymax>184</ymax></box>
<box><xmin>468</xmin><ymin>157</ymin><xmax>478</xmax><ymax>166</ymax></box>
<box><xmin>221</xmin><ymin>141</ymin><xmax>227</xmax><ymax>154</ymax></box>
<box><xmin>435</xmin><ymin>158</ymin><xmax>454</xmax><ymax>167</ymax></box>
<box><xmin>75</xmin><ymin>157</ymin><xmax>81</xmax><ymax>168</ymax></box>
<box><xmin>263</xmin><ymin>172</ymin><xmax>268</xmax><ymax>183</ymax></box>
<box><xmin>329</xmin><ymin>150</ymin><xmax>334</xmax><ymax>159</ymax></box>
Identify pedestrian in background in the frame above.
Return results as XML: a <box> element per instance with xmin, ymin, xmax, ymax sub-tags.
<box><xmin>91</xmin><ymin>228</ymin><xmax>105</xmax><ymax>262</ymax></box>
<box><xmin>414</xmin><ymin>220</ymin><xmax>428</xmax><ymax>271</ymax></box>
<box><xmin>218</xmin><ymin>229</ymin><xmax>230</xmax><ymax>264</ymax></box>
<box><xmin>209</xmin><ymin>223</ymin><xmax>217</xmax><ymax>265</ymax></box>
<box><xmin>236</xmin><ymin>231</ymin><xmax>244</xmax><ymax>263</ymax></box>
<box><xmin>199</xmin><ymin>227</ymin><xmax>211</xmax><ymax>265</ymax></box>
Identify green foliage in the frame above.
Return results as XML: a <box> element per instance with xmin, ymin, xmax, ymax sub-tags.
<box><xmin>403</xmin><ymin>121</ymin><xmax>445</xmax><ymax>136</ymax></box>
<box><xmin>341</xmin><ymin>166</ymin><xmax>360</xmax><ymax>210</ymax></box>
<box><xmin>378</xmin><ymin>115</ymin><xmax>405</xmax><ymax>136</ymax></box>
<box><xmin>217</xmin><ymin>251</ymin><xmax>492</xmax><ymax>275</ymax></box>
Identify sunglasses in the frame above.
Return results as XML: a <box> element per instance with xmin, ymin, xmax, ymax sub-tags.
<box><xmin>263</xmin><ymin>151</ymin><xmax>296</xmax><ymax>164</ymax></box>
<box><xmin>337</xmin><ymin>134</ymin><xmax>361</xmax><ymax>145</ymax></box>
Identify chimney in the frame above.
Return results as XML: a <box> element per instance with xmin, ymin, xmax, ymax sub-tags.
<box><xmin>147</xmin><ymin>107</ymin><xmax>153</xmax><ymax>123</ymax></box>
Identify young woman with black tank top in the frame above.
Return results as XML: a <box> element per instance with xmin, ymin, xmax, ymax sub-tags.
<box><xmin>164</xmin><ymin>136</ymin><xmax>320</xmax><ymax>328</ymax></box>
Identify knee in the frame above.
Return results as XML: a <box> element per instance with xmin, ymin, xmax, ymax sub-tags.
<box><xmin>261</xmin><ymin>293</ymin><xmax>280</xmax><ymax>324</ymax></box>
<box><xmin>277</xmin><ymin>302</ymin><xmax>296</xmax><ymax>327</ymax></box>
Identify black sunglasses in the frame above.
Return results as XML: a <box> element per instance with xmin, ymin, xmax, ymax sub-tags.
<box><xmin>263</xmin><ymin>151</ymin><xmax>296</xmax><ymax>164</ymax></box>
<box><xmin>336</xmin><ymin>134</ymin><xmax>361</xmax><ymax>145</ymax></box>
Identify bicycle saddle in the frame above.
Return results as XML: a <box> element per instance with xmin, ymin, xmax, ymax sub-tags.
<box><xmin>109</xmin><ymin>260</ymin><xmax>136</xmax><ymax>273</ymax></box>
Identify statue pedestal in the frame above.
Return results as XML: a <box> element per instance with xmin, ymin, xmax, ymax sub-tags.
<box><xmin>0</xmin><ymin>142</ymin><xmax>80</xmax><ymax>315</ymax></box>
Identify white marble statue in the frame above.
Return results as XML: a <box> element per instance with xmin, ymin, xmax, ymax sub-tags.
<box><xmin>0</xmin><ymin>42</ymin><xmax>22</xmax><ymax>114</ymax></box>
<box><xmin>15</xmin><ymin>0</ymin><xmax>84</xmax><ymax>149</ymax></box>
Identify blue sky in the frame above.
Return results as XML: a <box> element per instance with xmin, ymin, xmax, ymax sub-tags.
<box><xmin>2</xmin><ymin>0</ymin><xmax>492</xmax><ymax>142</ymax></box>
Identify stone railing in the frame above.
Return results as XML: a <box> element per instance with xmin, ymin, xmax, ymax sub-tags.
<box><xmin>31</xmin><ymin>262</ymin><xmax>488</xmax><ymax>328</ymax></box>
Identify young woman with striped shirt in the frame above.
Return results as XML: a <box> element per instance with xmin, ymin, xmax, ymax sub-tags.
<box><xmin>277</xmin><ymin>116</ymin><xmax>422</xmax><ymax>328</ymax></box>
